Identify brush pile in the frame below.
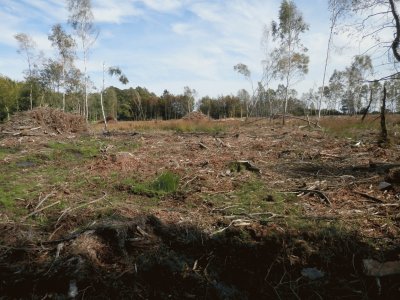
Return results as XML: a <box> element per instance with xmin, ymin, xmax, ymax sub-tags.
<box><xmin>182</xmin><ymin>111</ymin><xmax>210</xmax><ymax>121</ymax></box>
<box><xmin>0</xmin><ymin>108</ymin><xmax>88</xmax><ymax>136</ymax></box>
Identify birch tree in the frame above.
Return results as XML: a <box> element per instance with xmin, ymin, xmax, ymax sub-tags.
<box><xmin>183</xmin><ymin>86</ymin><xmax>197</xmax><ymax>114</ymax></box>
<box><xmin>100</xmin><ymin>65</ymin><xmax>128</xmax><ymax>131</ymax></box>
<box><xmin>317</xmin><ymin>0</ymin><xmax>349</xmax><ymax>121</ymax></box>
<box><xmin>336</xmin><ymin>0</ymin><xmax>400</xmax><ymax>74</ymax></box>
<box><xmin>272</xmin><ymin>0</ymin><xmax>309</xmax><ymax>125</ymax></box>
<box><xmin>67</xmin><ymin>0</ymin><xmax>98</xmax><ymax>120</ymax></box>
<box><xmin>234</xmin><ymin>63</ymin><xmax>257</xmax><ymax>117</ymax></box>
<box><xmin>48</xmin><ymin>24</ymin><xmax>76</xmax><ymax>111</ymax></box>
<box><xmin>261</xmin><ymin>25</ymin><xmax>279</xmax><ymax>118</ymax></box>
<box><xmin>14</xmin><ymin>33</ymin><xmax>37</xmax><ymax>110</ymax></box>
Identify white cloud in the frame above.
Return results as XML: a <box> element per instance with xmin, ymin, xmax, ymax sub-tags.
<box><xmin>1</xmin><ymin>0</ymin><xmax>398</xmax><ymax>99</ymax></box>
<box><xmin>93</xmin><ymin>0</ymin><xmax>142</xmax><ymax>23</ymax></box>
<box><xmin>138</xmin><ymin>0</ymin><xmax>185</xmax><ymax>12</ymax></box>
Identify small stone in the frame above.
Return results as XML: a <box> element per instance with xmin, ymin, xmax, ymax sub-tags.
<box><xmin>301</xmin><ymin>267</ymin><xmax>325</xmax><ymax>280</ymax></box>
<box><xmin>378</xmin><ymin>181</ymin><xmax>393</xmax><ymax>191</ymax></box>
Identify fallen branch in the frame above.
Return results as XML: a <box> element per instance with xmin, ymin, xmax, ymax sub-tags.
<box><xmin>183</xmin><ymin>176</ymin><xmax>198</xmax><ymax>187</ymax></box>
<box><xmin>363</xmin><ymin>259</ymin><xmax>400</xmax><ymax>277</ymax></box>
<box><xmin>56</xmin><ymin>192</ymin><xmax>107</xmax><ymax>226</ymax></box>
<box><xmin>223</xmin><ymin>211</ymin><xmax>281</xmax><ymax>220</ymax></box>
<box><xmin>42</xmin><ymin>230</ymin><xmax>96</xmax><ymax>245</ymax></box>
<box><xmin>299</xmin><ymin>215</ymin><xmax>339</xmax><ymax>221</ymax></box>
<box><xmin>199</xmin><ymin>142</ymin><xmax>209</xmax><ymax>150</ymax></box>
<box><xmin>35</xmin><ymin>191</ymin><xmax>56</xmax><ymax>211</ymax></box>
<box><xmin>211</xmin><ymin>205</ymin><xmax>239</xmax><ymax>213</ymax></box>
<box><xmin>273</xmin><ymin>114</ymin><xmax>322</xmax><ymax>128</ymax></box>
<box><xmin>215</xmin><ymin>137</ymin><xmax>231</xmax><ymax>148</ymax></box>
<box><xmin>319</xmin><ymin>151</ymin><xmax>344</xmax><ymax>159</ymax></box>
<box><xmin>23</xmin><ymin>200</ymin><xmax>61</xmax><ymax>220</ymax></box>
<box><xmin>1</xmin><ymin>131</ymin><xmax>21</xmax><ymax>136</ymax></box>
<box><xmin>352</xmin><ymin>191</ymin><xmax>384</xmax><ymax>203</ymax></box>
<box><xmin>210</xmin><ymin>219</ymin><xmax>251</xmax><ymax>236</ymax></box>
<box><xmin>294</xmin><ymin>189</ymin><xmax>332</xmax><ymax>206</ymax></box>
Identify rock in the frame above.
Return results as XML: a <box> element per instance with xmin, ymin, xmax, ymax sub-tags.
<box><xmin>301</xmin><ymin>267</ymin><xmax>325</xmax><ymax>280</ymax></box>
<box><xmin>378</xmin><ymin>182</ymin><xmax>393</xmax><ymax>191</ymax></box>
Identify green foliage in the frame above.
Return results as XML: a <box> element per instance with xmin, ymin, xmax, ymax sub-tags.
<box><xmin>198</xmin><ymin>95</ymin><xmax>243</xmax><ymax>119</ymax></box>
<box><xmin>234</xmin><ymin>63</ymin><xmax>251</xmax><ymax>78</ymax></box>
<box><xmin>272</xmin><ymin>0</ymin><xmax>309</xmax><ymax>38</ymax></box>
<box><xmin>0</xmin><ymin>76</ymin><xmax>24</xmax><ymax>121</ymax></box>
<box><xmin>272</xmin><ymin>0</ymin><xmax>309</xmax><ymax>80</ymax></box>
<box><xmin>131</xmin><ymin>171</ymin><xmax>180</xmax><ymax>197</ymax></box>
<box><xmin>271</xmin><ymin>0</ymin><xmax>309</xmax><ymax>123</ymax></box>
<box><xmin>151</xmin><ymin>172</ymin><xmax>180</xmax><ymax>193</ymax></box>
<box><xmin>328</xmin><ymin>55</ymin><xmax>374</xmax><ymax>115</ymax></box>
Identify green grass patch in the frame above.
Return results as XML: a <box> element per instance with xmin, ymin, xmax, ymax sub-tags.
<box><xmin>0</xmin><ymin>159</ymin><xmax>70</xmax><ymax>214</ymax></box>
<box><xmin>0</xmin><ymin>146</ymin><xmax>21</xmax><ymax>160</ymax></box>
<box><xmin>0</xmin><ymin>169</ymin><xmax>40</xmax><ymax>213</ymax></box>
<box><xmin>47</xmin><ymin>138</ymin><xmax>101</xmax><ymax>161</ymax></box>
<box><xmin>113</xmin><ymin>141</ymin><xmax>141</xmax><ymax>152</ymax></box>
<box><xmin>205</xmin><ymin>180</ymin><xmax>299</xmax><ymax>222</ymax></box>
<box><xmin>12</xmin><ymin>152</ymin><xmax>51</xmax><ymax>169</ymax></box>
<box><xmin>129</xmin><ymin>171</ymin><xmax>180</xmax><ymax>198</ymax></box>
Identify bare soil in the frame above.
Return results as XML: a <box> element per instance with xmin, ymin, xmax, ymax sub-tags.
<box><xmin>1</xmin><ymin>116</ymin><xmax>400</xmax><ymax>299</ymax></box>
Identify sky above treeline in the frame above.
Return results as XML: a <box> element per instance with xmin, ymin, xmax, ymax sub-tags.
<box><xmin>0</xmin><ymin>0</ymin><xmax>392</xmax><ymax>98</ymax></box>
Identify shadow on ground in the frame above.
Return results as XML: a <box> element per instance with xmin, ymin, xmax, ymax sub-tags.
<box><xmin>1</xmin><ymin>215</ymin><xmax>399</xmax><ymax>299</ymax></box>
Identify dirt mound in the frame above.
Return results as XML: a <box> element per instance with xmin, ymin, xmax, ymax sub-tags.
<box><xmin>2</xmin><ymin>215</ymin><xmax>398</xmax><ymax>299</ymax></box>
<box><xmin>182</xmin><ymin>111</ymin><xmax>210</xmax><ymax>120</ymax></box>
<box><xmin>0</xmin><ymin>107</ymin><xmax>88</xmax><ymax>136</ymax></box>
<box><xmin>97</xmin><ymin>116</ymin><xmax>118</xmax><ymax>124</ymax></box>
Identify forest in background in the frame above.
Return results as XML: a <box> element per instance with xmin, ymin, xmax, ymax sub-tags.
<box><xmin>2</xmin><ymin>0</ymin><xmax>400</xmax><ymax>122</ymax></box>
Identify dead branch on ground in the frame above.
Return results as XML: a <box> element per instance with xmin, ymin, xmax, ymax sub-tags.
<box><xmin>56</xmin><ymin>192</ymin><xmax>107</xmax><ymax>226</ymax></box>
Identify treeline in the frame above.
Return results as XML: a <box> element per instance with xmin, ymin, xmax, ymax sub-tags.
<box><xmin>0</xmin><ymin>74</ymin><xmax>336</xmax><ymax>122</ymax></box>
<box><xmin>3</xmin><ymin>0</ymin><xmax>400</xmax><ymax>123</ymax></box>
<box><xmin>0</xmin><ymin>75</ymin><xmax>192</xmax><ymax>121</ymax></box>
<box><xmin>4</xmin><ymin>56</ymin><xmax>400</xmax><ymax>123</ymax></box>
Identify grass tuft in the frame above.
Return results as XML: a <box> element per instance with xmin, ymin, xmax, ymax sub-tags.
<box><xmin>130</xmin><ymin>171</ymin><xmax>180</xmax><ymax>197</ymax></box>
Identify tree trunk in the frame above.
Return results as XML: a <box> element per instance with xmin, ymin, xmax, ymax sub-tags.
<box><xmin>318</xmin><ymin>1</ymin><xmax>340</xmax><ymax>122</ymax></box>
<box><xmin>5</xmin><ymin>106</ymin><xmax>10</xmax><ymax>121</ymax></box>
<box><xmin>30</xmin><ymin>84</ymin><xmax>33</xmax><ymax>110</ymax></box>
<box><xmin>62</xmin><ymin>64</ymin><xmax>66</xmax><ymax>112</ymax></box>
<box><xmin>389</xmin><ymin>0</ymin><xmax>400</xmax><ymax>62</ymax></box>
<box><xmin>380</xmin><ymin>85</ymin><xmax>388</xmax><ymax>145</ymax></box>
<box><xmin>100</xmin><ymin>63</ymin><xmax>108</xmax><ymax>131</ymax></box>
<box><xmin>361</xmin><ymin>88</ymin><xmax>373</xmax><ymax>121</ymax></box>
<box><xmin>283</xmin><ymin>75</ymin><xmax>290</xmax><ymax>125</ymax></box>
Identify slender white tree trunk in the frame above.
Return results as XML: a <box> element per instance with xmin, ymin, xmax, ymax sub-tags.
<box><xmin>62</xmin><ymin>63</ymin><xmax>66</xmax><ymax>111</ymax></box>
<box><xmin>318</xmin><ymin>1</ymin><xmax>339</xmax><ymax>122</ymax></box>
<box><xmin>29</xmin><ymin>84</ymin><xmax>33</xmax><ymax>110</ymax></box>
<box><xmin>100</xmin><ymin>62</ymin><xmax>107</xmax><ymax>131</ymax></box>
<box><xmin>84</xmin><ymin>49</ymin><xmax>88</xmax><ymax>121</ymax></box>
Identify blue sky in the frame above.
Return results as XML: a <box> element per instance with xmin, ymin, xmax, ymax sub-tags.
<box><xmin>0</xmin><ymin>0</ymin><xmax>391</xmax><ymax>98</ymax></box>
